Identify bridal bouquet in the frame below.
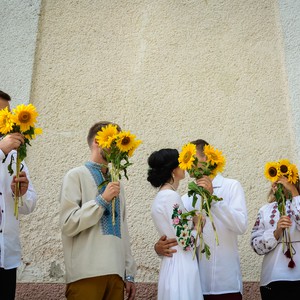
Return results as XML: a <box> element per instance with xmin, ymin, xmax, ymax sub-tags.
<box><xmin>95</xmin><ymin>124</ymin><xmax>141</xmax><ymax>225</ymax></box>
<box><xmin>0</xmin><ymin>104</ymin><xmax>42</xmax><ymax>219</ymax></box>
<box><xmin>177</xmin><ymin>143</ymin><xmax>225</xmax><ymax>259</ymax></box>
<box><xmin>265</xmin><ymin>159</ymin><xmax>299</xmax><ymax>268</ymax></box>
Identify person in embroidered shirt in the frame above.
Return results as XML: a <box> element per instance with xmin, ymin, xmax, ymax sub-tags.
<box><xmin>59</xmin><ymin>121</ymin><xmax>137</xmax><ymax>300</ymax></box>
<box><xmin>251</xmin><ymin>176</ymin><xmax>300</xmax><ymax>299</ymax></box>
<box><xmin>154</xmin><ymin>139</ymin><xmax>248</xmax><ymax>300</ymax></box>
<box><xmin>0</xmin><ymin>90</ymin><xmax>37</xmax><ymax>300</ymax></box>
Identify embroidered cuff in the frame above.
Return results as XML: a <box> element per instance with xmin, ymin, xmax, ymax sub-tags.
<box><xmin>125</xmin><ymin>275</ymin><xmax>135</xmax><ymax>283</ymax></box>
<box><xmin>96</xmin><ymin>194</ymin><xmax>110</xmax><ymax>209</ymax></box>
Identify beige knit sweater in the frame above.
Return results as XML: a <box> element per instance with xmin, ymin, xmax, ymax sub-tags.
<box><xmin>59</xmin><ymin>165</ymin><xmax>137</xmax><ymax>283</ymax></box>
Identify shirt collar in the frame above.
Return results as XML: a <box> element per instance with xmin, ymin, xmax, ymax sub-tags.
<box><xmin>212</xmin><ymin>173</ymin><xmax>224</xmax><ymax>188</ymax></box>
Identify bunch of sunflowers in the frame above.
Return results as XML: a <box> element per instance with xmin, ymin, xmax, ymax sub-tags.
<box><xmin>265</xmin><ymin>159</ymin><xmax>299</xmax><ymax>268</ymax></box>
<box><xmin>178</xmin><ymin>143</ymin><xmax>225</xmax><ymax>259</ymax></box>
<box><xmin>0</xmin><ymin>104</ymin><xmax>42</xmax><ymax>219</ymax></box>
<box><xmin>95</xmin><ymin>124</ymin><xmax>141</xmax><ymax>224</ymax></box>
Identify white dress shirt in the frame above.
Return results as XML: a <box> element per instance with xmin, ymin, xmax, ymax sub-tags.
<box><xmin>182</xmin><ymin>174</ymin><xmax>248</xmax><ymax>295</ymax></box>
<box><xmin>0</xmin><ymin>149</ymin><xmax>37</xmax><ymax>269</ymax></box>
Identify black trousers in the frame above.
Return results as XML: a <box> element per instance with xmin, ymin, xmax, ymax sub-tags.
<box><xmin>0</xmin><ymin>267</ymin><xmax>17</xmax><ymax>300</ymax></box>
<box><xmin>260</xmin><ymin>281</ymin><xmax>300</xmax><ymax>300</ymax></box>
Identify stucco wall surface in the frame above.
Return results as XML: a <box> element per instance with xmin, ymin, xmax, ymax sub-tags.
<box><xmin>278</xmin><ymin>0</ymin><xmax>300</xmax><ymax>166</ymax></box>
<box><xmin>15</xmin><ymin>0</ymin><xmax>297</xmax><ymax>284</ymax></box>
<box><xmin>0</xmin><ymin>0</ymin><xmax>41</xmax><ymax>105</ymax></box>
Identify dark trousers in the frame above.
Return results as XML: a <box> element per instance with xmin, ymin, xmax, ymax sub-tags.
<box><xmin>204</xmin><ymin>293</ymin><xmax>242</xmax><ymax>300</ymax></box>
<box><xmin>260</xmin><ymin>281</ymin><xmax>300</xmax><ymax>300</ymax></box>
<box><xmin>0</xmin><ymin>267</ymin><xmax>17</xmax><ymax>300</ymax></box>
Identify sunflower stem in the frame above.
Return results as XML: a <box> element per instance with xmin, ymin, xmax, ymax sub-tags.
<box><xmin>14</xmin><ymin>151</ymin><xmax>21</xmax><ymax>220</ymax></box>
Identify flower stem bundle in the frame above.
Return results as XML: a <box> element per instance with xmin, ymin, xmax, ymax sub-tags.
<box><xmin>264</xmin><ymin>159</ymin><xmax>299</xmax><ymax>268</ymax></box>
<box><xmin>178</xmin><ymin>143</ymin><xmax>225</xmax><ymax>259</ymax></box>
<box><xmin>0</xmin><ymin>104</ymin><xmax>42</xmax><ymax>219</ymax></box>
<box><xmin>96</xmin><ymin>124</ymin><xmax>141</xmax><ymax>225</ymax></box>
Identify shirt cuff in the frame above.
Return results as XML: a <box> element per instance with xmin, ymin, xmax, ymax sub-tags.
<box><xmin>125</xmin><ymin>275</ymin><xmax>135</xmax><ymax>283</ymax></box>
<box><xmin>95</xmin><ymin>194</ymin><xmax>110</xmax><ymax>209</ymax></box>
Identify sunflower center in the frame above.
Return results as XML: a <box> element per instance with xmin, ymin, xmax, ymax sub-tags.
<box><xmin>268</xmin><ymin>167</ymin><xmax>277</xmax><ymax>177</ymax></box>
<box><xmin>121</xmin><ymin>137</ymin><xmax>131</xmax><ymax>145</ymax></box>
<box><xmin>19</xmin><ymin>112</ymin><xmax>30</xmax><ymax>123</ymax></box>
<box><xmin>183</xmin><ymin>152</ymin><xmax>192</xmax><ymax>163</ymax></box>
<box><xmin>280</xmin><ymin>165</ymin><xmax>288</xmax><ymax>173</ymax></box>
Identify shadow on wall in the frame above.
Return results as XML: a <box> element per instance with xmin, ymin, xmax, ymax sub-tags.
<box><xmin>16</xmin><ymin>282</ymin><xmax>261</xmax><ymax>299</ymax></box>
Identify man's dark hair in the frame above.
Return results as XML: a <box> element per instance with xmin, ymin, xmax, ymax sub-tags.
<box><xmin>190</xmin><ymin>139</ymin><xmax>209</xmax><ymax>155</ymax></box>
<box><xmin>0</xmin><ymin>90</ymin><xmax>11</xmax><ymax>101</ymax></box>
<box><xmin>87</xmin><ymin>121</ymin><xmax>121</xmax><ymax>147</ymax></box>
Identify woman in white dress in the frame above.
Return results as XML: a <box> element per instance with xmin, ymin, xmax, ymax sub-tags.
<box><xmin>147</xmin><ymin>148</ymin><xmax>203</xmax><ymax>300</ymax></box>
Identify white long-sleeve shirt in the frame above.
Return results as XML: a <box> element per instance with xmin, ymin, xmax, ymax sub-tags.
<box><xmin>251</xmin><ymin>196</ymin><xmax>300</xmax><ymax>286</ymax></box>
<box><xmin>182</xmin><ymin>174</ymin><xmax>247</xmax><ymax>295</ymax></box>
<box><xmin>0</xmin><ymin>149</ymin><xmax>37</xmax><ymax>269</ymax></box>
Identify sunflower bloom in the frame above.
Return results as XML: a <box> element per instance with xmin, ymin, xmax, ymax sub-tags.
<box><xmin>115</xmin><ymin>131</ymin><xmax>137</xmax><ymax>152</ymax></box>
<box><xmin>178</xmin><ymin>143</ymin><xmax>196</xmax><ymax>170</ymax></box>
<box><xmin>12</xmin><ymin>104</ymin><xmax>38</xmax><ymax>132</ymax></box>
<box><xmin>0</xmin><ymin>107</ymin><xmax>14</xmax><ymax>134</ymax></box>
<box><xmin>95</xmin><ymin>124</ymin><xmax>118</xmax><ymax>148</ymax></box>
<box><xmin>264</xmin><ymin>162</ymin><xmax>279</xmax><ymax>182</ymax></box>
<box><xmin>203</xmin><ymin>145</ymin><xmax>225</xmax><ymax>166</ymax></box>
<box><xmin>128</xmin><ymin>139</ymin><xmax>142</xmax><ymax>157</ymax></box>
<box><xmin>288</xmin><ymin>164</ymin><xmax>299</xmax><ymax>184</ymax></box>
<box><xmin>278</xmin><ymin>159</ymin><xmax>291</xmax><ymax>176</ymax></box>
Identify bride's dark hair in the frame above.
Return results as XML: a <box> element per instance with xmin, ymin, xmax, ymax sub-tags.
<box><xmin>147</xmin><ymin>149</ymin><xmax>179</xmax><ymax>188</ymax></box>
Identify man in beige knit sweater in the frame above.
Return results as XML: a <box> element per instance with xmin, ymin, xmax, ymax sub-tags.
<box><xmin>59</xmin><ymin>121</ymin><xmax>137</xmax><ymax>300</ymax></box>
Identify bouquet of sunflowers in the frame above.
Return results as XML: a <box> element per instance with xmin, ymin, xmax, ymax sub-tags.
<box><xmin>95</xmin><ymin>124</ymin><xmax>141</xmax><ymax>225</ymax></box>
<box><xmin>0</xmin><ymin>104</ymin><xmax>42</xmax><ymax>219</ymax></box>
<box><xmin>177</xmin><ymin>143</ymin><xmax>225</xmax><ymax>259</ymax></box>
<box><xmin>265</xmin><ymin>159</ymin><xmax>299</xmax><ymax>268</ymax></box>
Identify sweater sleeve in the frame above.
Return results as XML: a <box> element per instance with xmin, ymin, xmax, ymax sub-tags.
<box><xmin>251</xmin><ymin>208</ymin><xmax>279</xmax><ymax>255</ymax></box>
<box><xmin>59</xmin><ymin>169</ymin><xmax>106</xmax><ymax>237</ymax></box>
<box><xmin>211</xmin><ymin>180</ymin><xmax>247</xmax><ymax>234</ymax></box>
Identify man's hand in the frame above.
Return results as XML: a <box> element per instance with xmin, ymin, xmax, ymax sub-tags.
<box><xmin>11</xmin><ymin>171</ymin><xmax>29</xmax><ymax>196</ymax></box>
<box><xmin>154</xmin><ymin>235</ymin><xmax>178</xmax><ymax>257</ymax></box>
<box><xmin>196</xmin><ymin>175</ymin><xmax>213</xmax><ymax>194</ymax></box>
<box><xmin>0</xmin><ymin>133</ymin><xmax>24</xmax><ymax>154</ymax></box>
<box><xmin>125</xmin><ymin>281</ymin><xmax>136</xmax><ymax>300</ymax></box>
<box><xmin>102</xmin><ymin>182</ymin><xmax>120</xmax><ymax>202</ymax></box>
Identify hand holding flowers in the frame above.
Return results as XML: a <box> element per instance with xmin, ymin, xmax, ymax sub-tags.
<box><xmin>95</xmin><ymin>124</ymin><xmax>141</xmax><ymax>225</ymax></box>
<box><xmin>177</xmin><ymin>143</ymin><xmax>225</xmax><ymax>259</ymax></box>
<box><xmin>0</xmin><ymin>104</ymin><xmax>41</xmax><ymax>219</ymax></box>
<box><xmin>265</xmin><ymin>159</ymin><xmax>299</xmax><ymax>268</ymax></box>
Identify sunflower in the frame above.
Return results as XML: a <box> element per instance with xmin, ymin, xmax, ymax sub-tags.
<box><xmin>277</xmin><ymin>159</ymin><xmax>291</xmax><ymax>176</ymax></box>
<box><xmin>12</xmin><ymin>104</ymin><xmax>38</xmax><ymax>132</ymax></box>
<box><xmin>203</xmin><ymin>145</ymin><xmax>225</xmax><ymax>166</ymax></box>
<box><xmin>95</xmin><ymin>124</ymin><xmax>118</xmax><ymax>148</ymax></box>
<box><xmin>288</xmin><ymin>164</ymin><xmax>299</xmax><ymax>184</ymax></box>
<box><xmin>211</xmin><ymin>155</ymin><xmax>226</xmax><ymax>176</ymax></box>
<box><xmin>115</xmin><ymin>131</ymin><xmax>137</xmax><ymax>152</ymax></box>
<box><xmin>178</xmin><ymin>143</ymin><xmax>196</xmax><ymax>170</ymax></box>
<box><xmin>0</xmin><ymin>107</ymin><xmax>14</xmax><ymax>134</ymax></box>
<box><xmin>264</xmin><ymin>161</ymin><xmax>279</xmax><ymax>182</ymax></box>
<box><xmin>128</xmin><ymin>139</ymin><xmax>142</xmax><ymax>157</ymax></box>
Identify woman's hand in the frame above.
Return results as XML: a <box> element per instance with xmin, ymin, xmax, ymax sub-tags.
<box><xmin>273</xmin><ymin>215</ymin><xmax>292</xmax><ymax>240</ymax></box>
<box><xmin>277</xmin><ymin>176</ymin><xmax>299</xmax><ymax>197</ymax></box>
<box><xmin>193</xmin><ymin>214</ymin><xmax>206</xmax><ymax>232</ymax></box>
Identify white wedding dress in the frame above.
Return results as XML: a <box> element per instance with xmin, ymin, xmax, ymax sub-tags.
<box><xmin>151</xmin><ymin>189</ymin><xmax>203</xmax><ymax>300</ymax></box>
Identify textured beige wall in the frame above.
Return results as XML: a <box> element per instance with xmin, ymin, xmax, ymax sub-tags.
<box><xmin>19</xmin><ymin>0</ymin><xmax>295</xmax><ymax>283</ymax></box>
